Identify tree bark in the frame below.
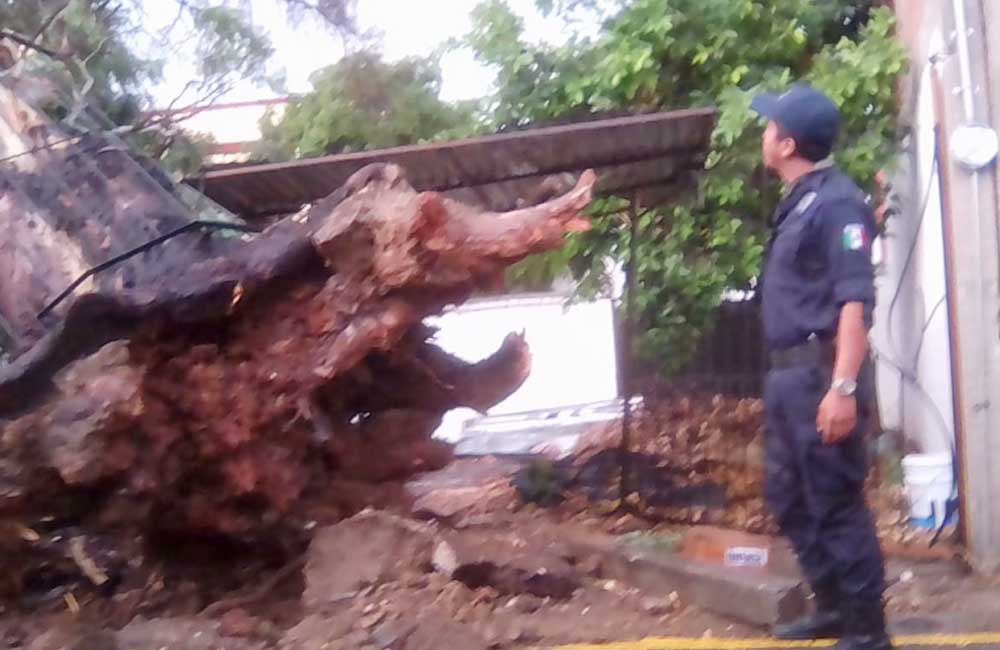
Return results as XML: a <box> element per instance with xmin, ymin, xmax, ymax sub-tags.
<box><xmin>0</xmin><ymin>160</ymin><xmax>595</xmax><ymax>548</ymax></box>
<box><xmin>0</xmin><ymin>83</ymin><xmax>224</xmax><ymax>352</ymax></box>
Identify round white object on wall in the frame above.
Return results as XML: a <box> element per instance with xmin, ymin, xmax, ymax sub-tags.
<box><xmin>950</xmin><ymin>123</ymin><xmax>999</xmax><ymax>170</ymax></box>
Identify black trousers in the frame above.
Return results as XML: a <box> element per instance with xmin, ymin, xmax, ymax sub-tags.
<box><xmin>763</xmin><ymin>364</ymin><xmax>886</xmax><ymax>600</ymax></box>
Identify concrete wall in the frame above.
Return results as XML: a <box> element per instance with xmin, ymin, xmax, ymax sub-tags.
<box><xmin>888</xmin><ymin>0</ymin><xmax>1000</xmax><ymax>568</ymax></box>
<box><xmin>872</xmin><ymin>6</ymin><xmax>954</xmax><ymax>455</ymax></box>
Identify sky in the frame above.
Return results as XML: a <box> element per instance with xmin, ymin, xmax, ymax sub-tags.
<box><xmin>146</xmin><ymin>0</ymin><xmax>591</xmax><ymax>108</ymax></box>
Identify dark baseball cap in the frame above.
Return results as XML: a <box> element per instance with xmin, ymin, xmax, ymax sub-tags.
<box><xmin>751</xmin><ymin>84</ymin><xmax>841</xmax><ymax>157</ymax></box>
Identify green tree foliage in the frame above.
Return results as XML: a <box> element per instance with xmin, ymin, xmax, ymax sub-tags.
<box><xmin>469</xmin><ymin>0</ymin><xmax>906</xmax><ymax>371</ymax></box>
<box><xmin>0</xmin><ymin>0</ymin><xmax>358</xmax><ymax>174</ymax></box>
<box><xmin>256</xmin><ymin>52</ymin><xmax>480</xmax><ymax>160</ymax></box>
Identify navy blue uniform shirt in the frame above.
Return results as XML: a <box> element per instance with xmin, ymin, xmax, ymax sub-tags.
<box><xmin>761</xmin><ymin>164</ymin><xmax>876</xmax><ymax>350</ymax></box>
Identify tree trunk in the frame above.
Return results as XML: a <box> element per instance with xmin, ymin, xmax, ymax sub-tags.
<box><xmin>0</xmin><ymin>83</ymin><xmax>224</xmax><ymax>352</ymax></box>
<box><xmin>0</xmin><ymin>159</ymin><xmax>595</xmax><ymax>554</ymax></box>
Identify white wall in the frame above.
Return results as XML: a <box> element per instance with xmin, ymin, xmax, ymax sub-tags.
<box><xmin>426</xmin><ymin>293</ymin><xmax>620</xmax><ymax>442</ymax></box>
<box><xmin>872</xmin><ymin>49</ymin><xmax>956</xmax><ymax>455</ymax></box>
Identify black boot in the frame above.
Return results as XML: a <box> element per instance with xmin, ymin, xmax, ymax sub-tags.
<box><xmin>834</xmin><ymin>598</ymin><xmax>894</xmax><ymax>650</ymax></box>
<box><xmin>773</xmin><ymin>581</ymin><xmax>844</xmax><ymax>640</ymax></box>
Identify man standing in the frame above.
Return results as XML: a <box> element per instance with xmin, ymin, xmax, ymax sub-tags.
<box><xmin>752</xmin><ymin>85</ymin><xmax>892</xmax><ymax>650</ymax></box>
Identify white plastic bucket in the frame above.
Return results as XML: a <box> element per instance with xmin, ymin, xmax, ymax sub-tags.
<box><xmin>901</xmin><ymin>452</ymin><xmax>955</xmax><ymax>530</ymax></box>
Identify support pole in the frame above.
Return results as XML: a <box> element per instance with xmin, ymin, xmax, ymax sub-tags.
<box><xmin>619</xmin><ymin>194</ymin><xmax>640</xmax><ymax>504</ymax></box>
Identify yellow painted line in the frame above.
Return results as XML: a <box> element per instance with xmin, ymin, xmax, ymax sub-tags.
<box><xmin>554</xmin><ymin>632</ymin><xmax>1000</xmax><ymax>649</ymax></box>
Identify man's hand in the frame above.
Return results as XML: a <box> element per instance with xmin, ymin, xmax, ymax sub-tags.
<box><xmin>817</xmin><ymin>390</ymin><xmax>857</xmax><ymax>445</ymax></box>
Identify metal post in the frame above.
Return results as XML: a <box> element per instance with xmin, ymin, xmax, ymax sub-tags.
<box><xmin>619</xmin><ymin>194</ymin><xmax>640</xmax><ymax>504</ymax></box>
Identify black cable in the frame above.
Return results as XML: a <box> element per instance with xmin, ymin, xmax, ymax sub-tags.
<box><xmin>873</xmin><ymin>349</ymin><xmax>954</xmax><ymax>453</ymax></box>
<box><xmin>37</xmin><ymin>220</ymin><xmax>260</xmax><ymax>320</ymax></box>
<box><xmin>911</xmin><ymin>294</ymin><xmax>947</xmax><ymax>368</ymax></box>
<box><xmin>874</xmin><ymin>123</ymin><xmax>962</xmax><ymax>545</ymax></box>
<box><xmin>872</xmin><ymin>347</ymin><xmax>957</xmax><ymax>547</ymax></box>
<box><xmin>885</xmin><ymin>135</ymin><xmax>940</xmax><ymax>362</ymax></box>
<box><xmin>0</xmin><ymin>133</ymin><xmax>89</xmax><ymax>165</ymax></box>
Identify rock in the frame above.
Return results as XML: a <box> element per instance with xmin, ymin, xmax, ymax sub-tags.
<box><xmin>360</xmin><ymin>610</ymin><xmax>387</xmax><ymax>629</ymax></box>
<box><xmin>640</xmin><ymin>596</ymin><xmax>675</xmax><ymax>616</ymax></box>
<box><xmin>364</xmin><ymin>614</ymin><xmax>486</xmax><ymax>650</ymax></box>
<box><xmin>505</xmin><ymin>626</ymin><xmax>540</xmax><ymax>644</ymax></box>
<box><xmin>404</xmin><ymin>615</ymin><xmax>488</xmax><ymax>650</ymax></box>
<box><xmin>412</xmin><ymin>488</ymin><xmax>494</xmax><ymax>520</ymax></box>
<box><xmin>372</xmin><ymin>619</ymin><xmax>418</xmax><ymax>649</ymax></box>
<box><xmin>28</xmin><ymin>621</ymin><xmax>119</xmax><ymax>650</ymax></box>
<box><xmin>219</xmin><ymin>608</ymin><xmax>259</xmax><ymax>638</ymax></box>
<box><xmin>304</xmin><ymin>511</ymin><xmax>435</xmax><ymax>608</ymax></box>
<box><xmin>281</xmin><ymin>613</ymin><xmax>356</xmax><ymax>650</ymax></box>
<box><xmin>116</xmin><ymin>618</ymin><xmax>258</xmax><ymax>650</ymax></box>
<box><xmin>506</xmin><ymin>594</ymin><xmax>543</xmax><ymax>614</ymax></box>
<box><xmin>406</xmin><ymin>458</ymin><xmax>523</xmax><ymax>524</ymax></box>
<box><xmin>432</xmin><ymin>541</ymin><xmax>459</xmax><ymax>575</ymax></box>
<box><xmin>576</xmin><ymin>553</ymin><xmax>604</xmax><ymax>578</ymax></box>
<box><xmin>434</xmin><ymin>529</ymin><xmax>581</xmax><ymax>599</ymax></box>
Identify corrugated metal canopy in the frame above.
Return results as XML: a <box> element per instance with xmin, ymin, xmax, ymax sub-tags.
<box><xmin>186</xmin><ymin>108</ymin><xmax>716</xmax><ymax>218</ymax></box>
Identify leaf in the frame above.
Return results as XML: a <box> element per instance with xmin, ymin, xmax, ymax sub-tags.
<box><xmin>459</xmin><ymin>0</ymin><xmax>907</xmax><ymax>374</ymax></box>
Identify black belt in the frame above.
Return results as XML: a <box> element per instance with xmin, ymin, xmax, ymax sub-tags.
<box><xmin>769</xmin><ymin>337</ymin><xmax>835</xmax><ymax>369</ymax></box>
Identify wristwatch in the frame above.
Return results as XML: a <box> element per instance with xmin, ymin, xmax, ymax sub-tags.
<box><xmin>831</xmin><ymin>377</ymin><xmax>858</xmax><ymax>397</ymax></box>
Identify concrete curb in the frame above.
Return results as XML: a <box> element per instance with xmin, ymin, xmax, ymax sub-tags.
<box><xmin>565</xmin><ymin>535</ymin><xmax>808</xmax><ymax>628</ymax></box>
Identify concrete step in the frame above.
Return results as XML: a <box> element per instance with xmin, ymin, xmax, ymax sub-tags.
<box><xmin>565</xmin><ymin>533</ymin><xmax>807</xmax><ymax>628</ymax></box>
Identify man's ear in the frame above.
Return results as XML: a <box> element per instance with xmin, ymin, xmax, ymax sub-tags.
<box><xmin>778</xmin><ymin>138</ymin><xmax>797</xmax><ymax>158</ymax></box>
<box><xmin>779</xmin><ymin>136</ymin><xmax>798</xmax><ymax>159</ymax></box>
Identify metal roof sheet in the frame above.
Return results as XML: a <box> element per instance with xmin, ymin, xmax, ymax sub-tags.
<box><xmin>187</xmin><ymin>108</ymin><xmax>716</xmax><ymax>217</ymax></box>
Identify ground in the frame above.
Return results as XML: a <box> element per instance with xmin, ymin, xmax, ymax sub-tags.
<box><xmin>3</xmin><ymin>491</ymin><xmax>997</xmax><ymax>650</ymax></box>
<box><xmin>1</xmin><ymin>395</ymin><xmax>997</xmax><ymax>650</ymax></box>
<box><xmin>2</xmin><ymin>513</ymin><xmax>998</xmax><ymax>649</ymax></box>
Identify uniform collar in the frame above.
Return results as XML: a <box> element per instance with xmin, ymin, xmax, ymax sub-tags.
<box><xmin>781</xmin><ymin>157</ymin><xmax>835</xmax><ymax>199</ymax></box>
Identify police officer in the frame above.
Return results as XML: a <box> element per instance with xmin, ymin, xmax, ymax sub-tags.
<box><xmin>752</xmin><ymin>85</ymin><xmax>891</xmax><ymax>650</ymax></box>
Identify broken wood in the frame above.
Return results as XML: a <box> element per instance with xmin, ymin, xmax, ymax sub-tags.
<box><xmin>0</xmin><ymin>159</ymin><xmax>595</xmax><ymax>574</ymax></box>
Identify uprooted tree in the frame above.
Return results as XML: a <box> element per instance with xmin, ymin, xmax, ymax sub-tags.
<box><xmin>0</xmin><ymin>79</ymin><xmax>595</xmax><ymax>596</ymax></box>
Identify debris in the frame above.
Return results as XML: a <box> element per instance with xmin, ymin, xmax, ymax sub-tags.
<box><xmin>219</xmin><ymin>608</ymin><xmax>258</xmax><ymax>638</ymax></box>
<box><xmin>281</xmin><ymin>614</ymin><xmax>356</xmax><ymax>650</ymax></box>
<box><xmin>63</xmin><ymin>592</ymin><xmax>80</xmax><ymax>615</ymax></box>
<box><xmin>432</xmin><ymin>541</ymin><xmax>459</xmax><ymax>575</ymax></box>
<box><xmin>116</xmin><ymin>617</ymin><xmax>257</xmax><ymax>650</ymax></box>
<box><xmin>26</xmin><ymin>618</ymin><xmax>118</xmax><ymax>650</ymax></box>
<box><xmin>360</xmin><ymin>609</ymin><xmax>386</xmax><ymax>629</ymax></box>
<box><xmin>435</xmin><ymin>529</ymin><xmax>581</xmax><ymax>599</ymax></box>
<box><xmin>304</xmin><ymin>511</ymin><xmax>436</xmax><ymax>608</ymax></box>
<box><xmin>640</xmin><ymin>596</ymin><xmax>675</xmax><ymax>616</ymax></box>
<box><xmin>505</xmin><ymin>594</ymin><xmax>543</xmax><ymax>614</ymax></box>
<box><xmin>200</xmin><ymin>556</ymin><xmax>307</xmax><ymax>619</ymax></box>
<box><xmin>399</xmin><ymin>614</ymin><xmax>489</xmax><ymax>650</ymax></box>
<box><xmin>0</xmin><ymin>163</ymin><xmax>595</xmax><ymax>594</ymax></box>
<box><xmin>69</xmin><ymin>537</ymin><xmax>110</xmax><ymax>587</ymax></box>
<box><xmin>512</xmin><ymin>459</ymin><xmax>572</xmax><ymax>506</ymax></box>
<box><xmin>16</xmin><ymin>524</ymin><xmax>40</xmax><ymax>543</ymax></box>
<box><xmin>678</xmin><ymin>527</ymin><xmax>776</xmax><ymax>569</ymax></box>
<box><xmin>410</xmin><ymin>479</ymin><xmax>519</xmax><ymax>525</ymax></box>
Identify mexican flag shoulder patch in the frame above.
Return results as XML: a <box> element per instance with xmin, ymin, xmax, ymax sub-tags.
<box><xmin>842</xmin><ymin>223</ymin><xmax>868</xmax><ymax>251</ymax></box>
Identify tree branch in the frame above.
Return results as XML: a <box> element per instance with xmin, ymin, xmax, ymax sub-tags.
<box><xmin>279</xmin><ymin>0</ymin><xmax>360</xmax><ymax>38</ymax></box>
<box><xmin>32</xmin><ymin>1</ymin><xmax>72</xmax><ymax>43</ymax></box>
<box><xmin>0</xmin><ymin>29</ymin><xmax>69</xmax><ymax>60</ymax></box>
<box><xmin>160</xmin><ymin>0</ymin><xmax>193</xmax><ymax>42</ymax></box>
<box><xmin>64</xmin><ymin>35</ymin><xmax>110</xmax><ymax>130</ymax></box>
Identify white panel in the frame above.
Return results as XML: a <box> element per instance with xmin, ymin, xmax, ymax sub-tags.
<box><xmin>427</xmin><ymin>294</ymin><xmax>620</xmax><ymax>442</ymax></box>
